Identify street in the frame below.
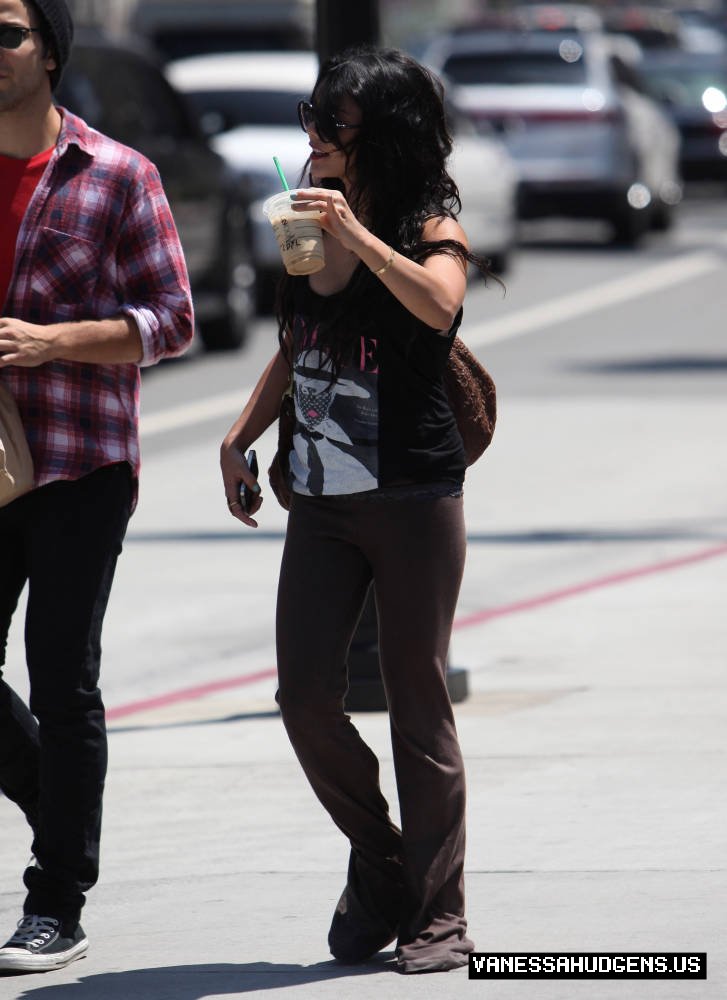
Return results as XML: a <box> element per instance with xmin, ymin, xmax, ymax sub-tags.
<box><xmin>1</xmin><ymin>190</ymin><xmax>725</xmax><ymax>998</ymax></box>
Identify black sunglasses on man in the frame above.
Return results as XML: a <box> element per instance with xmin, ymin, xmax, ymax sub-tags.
<box><xmin>0</xmin><ymin>24</ymin><xmax>42</xmax><ymax>49</ymax></box>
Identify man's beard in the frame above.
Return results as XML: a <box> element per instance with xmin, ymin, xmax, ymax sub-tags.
<box><xmin>0</xmin><ymin>74</ymin><xmax>48</xmax><ymax>114</ymax></box>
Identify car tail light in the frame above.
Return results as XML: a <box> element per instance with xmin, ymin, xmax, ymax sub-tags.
<box><xmin>471</xmin><ymin>107</ymin><xmax>623</xmax><ymax>130</ymax></box>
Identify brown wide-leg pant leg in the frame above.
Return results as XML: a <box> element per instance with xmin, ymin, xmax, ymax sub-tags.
<box><xmin>276</xmin><ymin>493</ymin><xmax>473</xmax><ymax>971</ymax></box>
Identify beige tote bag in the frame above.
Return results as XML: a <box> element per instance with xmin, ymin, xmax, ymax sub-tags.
<box><xmin>0</xmin><ymin>382</ymin><xmax>34</xmax><ymax>508</ymax></box>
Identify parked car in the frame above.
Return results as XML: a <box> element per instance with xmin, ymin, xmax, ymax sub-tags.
<box><xmin>166</xmin><ymin>50</ymin><xmax>519</xmax><ymax>303</ymax></box>
<box><xmin>637</xmin><ymin>50</ymin><xmax>727</xmax><ymax>180</ymax></box>
<box><xmin>130</xmin><ymin>0</ymin><xmax>313</xmax><ymax>61</ymax></box>
<box><xmin>55</xmin><ymin>30</ymin><xmax>256</xmax><ymax>350</ymax></box>
<box><xmin>602</xmin><ymin>6</ymin><xmax>685</xmax><ymax>51</ymax></box>
<box><xmin>422</xmin><ymin>28</ymin><xmax>683</xmax><ymax>243</ymax></box>
<box><xmin>442</xmin><ymin>104</ymin><xmax>519</xmax><ymax>274</ymax></box>
<box><xmin>166</xmin><ymin>51</ymin><xmax>318</xmax><ymax>308</ymax></box>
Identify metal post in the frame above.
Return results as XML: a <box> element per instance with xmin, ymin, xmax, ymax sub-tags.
<box><xmin>316</xmin><ymin>0</ymin><xmax>380</xmax><ymax>61</ymax></box>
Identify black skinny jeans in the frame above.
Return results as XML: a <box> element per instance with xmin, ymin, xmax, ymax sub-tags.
<box><xmin>0</xmin><ymin>463</ymin><xmax>131</xmax><ymax>928</ymax></box>
<box><xmin>276</xmin><ymin>491</ymin><xmax>474</xmax><ymax>968</ymax></box>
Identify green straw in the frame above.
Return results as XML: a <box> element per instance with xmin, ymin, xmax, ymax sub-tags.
<box><xmin>273</xmin><ymin>156</ymin><xmax>290</xmax><ymax>191</ymax></box>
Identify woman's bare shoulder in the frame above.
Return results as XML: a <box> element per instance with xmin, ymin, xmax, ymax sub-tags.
<box><xmin>421</xmin><ymin>215</ymin><xmax>469</xmax><ymax>247</ymax></box>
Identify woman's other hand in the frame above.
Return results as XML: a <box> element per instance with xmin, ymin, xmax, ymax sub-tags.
<box><xmin>220</xmin><ymin>441</ymin><xmax>263</xmax><ymax>528</ymax></box>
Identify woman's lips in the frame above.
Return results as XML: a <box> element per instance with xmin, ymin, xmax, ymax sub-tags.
<box><xmin>309</xmin><ymin>147</ymin><xmax>330</xmax><ymax>160</ymax></box>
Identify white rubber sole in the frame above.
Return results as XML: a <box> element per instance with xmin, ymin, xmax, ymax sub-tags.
<box><xmin>0</xmin><ymin>936</ymin><xmax>88</xmax><ymax>972</ymax></box>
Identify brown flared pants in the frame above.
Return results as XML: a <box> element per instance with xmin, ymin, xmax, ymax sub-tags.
<box><xmin>276</xmin><ymin>491</ymin><xmax>474</xmax><ymax>972</ymax></box>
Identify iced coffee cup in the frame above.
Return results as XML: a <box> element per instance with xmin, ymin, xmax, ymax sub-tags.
<box><xmin>263</xmin><ymin>191</ymin><xmax>325</xmax><ymax>276</ymax></box>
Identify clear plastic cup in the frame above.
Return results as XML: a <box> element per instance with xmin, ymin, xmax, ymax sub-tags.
<box><xmin>262</xmin><ymin>190</ymin><xmax>325</xmax><ymax>276</ymax></box>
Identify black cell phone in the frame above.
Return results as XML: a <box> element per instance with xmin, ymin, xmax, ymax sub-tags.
<box><xmin>240</xmin><ymin>449</ymin><xmax>259</xmax><ymax>513</ymax></box>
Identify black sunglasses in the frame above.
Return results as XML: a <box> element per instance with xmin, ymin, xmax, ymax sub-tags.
<box><xmin>297</xmin><ymin>100</ymin><xmax>360</xmax><ymax>144</ymax></box>
<box><xmin>0</xmin><ymin>25</ymin><xmax>41</xmax><ymax>49</ymax></box>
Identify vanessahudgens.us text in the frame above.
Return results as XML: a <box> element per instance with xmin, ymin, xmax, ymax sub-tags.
<box><xmin>469</xmin><ymin>952</ymin><xmax>707</xmax><ymax>980</ymax></box>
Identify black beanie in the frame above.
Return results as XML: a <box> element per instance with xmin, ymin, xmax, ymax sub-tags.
<box><xmin>30</xmin><ymin>0</ymin><xmax>74</xmax><ymax>91</ymax></box>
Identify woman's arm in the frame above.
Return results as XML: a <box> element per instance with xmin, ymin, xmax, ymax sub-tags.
<box><xmin>292</xmin><ymin>188</ymin><xmax>468</xmax><ymax>331</ymax></box>
<box><xmin>220</xmin><ymin>346</ymin><xmax>291</xmax><ymax>527</ymax></box>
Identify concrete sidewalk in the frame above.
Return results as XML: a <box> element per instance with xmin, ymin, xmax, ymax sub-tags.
<box><xmin>2</xmin><ymin>377</ymin><xmax>726</xmax><ymax>999</ymax></box>
<box><xmin>1</xmin><ymin>532</ymin><xmax>724</xmax><ymax>999</ymax></box>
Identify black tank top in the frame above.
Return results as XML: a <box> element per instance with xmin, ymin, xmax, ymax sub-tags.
<box><xmin>288</xmin><ymin>268</ymin><xmax>466</xmax><ymax>496</ymax></box>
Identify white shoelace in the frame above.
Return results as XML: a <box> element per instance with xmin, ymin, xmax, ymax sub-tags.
<box><xmin>9</xmin><ymin>915</ymin><xmax>59</xmax><ymax>948</ymax></box>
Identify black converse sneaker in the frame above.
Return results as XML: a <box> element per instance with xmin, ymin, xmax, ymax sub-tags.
<box><xmin>0</xmin><ymin>915</ymin><xmax>88</xmax><ymax>973</ymax></box>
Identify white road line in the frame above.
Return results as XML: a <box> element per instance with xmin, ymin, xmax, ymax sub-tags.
<box><xmin>141</xmin><ymin>389</ymin><xmax>249</xmax><ymax>436</ymax></box>
<box><xmin>141</xmin><ymin>246</ymin><xmax>723</xmax><ymax>438</ymax></box>
<box><xmin>465</xmin><ymin>250</ymin><xmax>722</xmax><ymax>349</ymax></box>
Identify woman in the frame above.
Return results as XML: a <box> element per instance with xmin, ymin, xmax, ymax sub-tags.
<box><xmin>220</xmin><ymin>45</ymin><xmax>492</xmax><ymax>974</ymax></box>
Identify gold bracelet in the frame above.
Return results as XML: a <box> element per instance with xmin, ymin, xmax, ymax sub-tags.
<box><xmin>371</xmin><ymin>246</ymin><xmax>395</xmax><ymax>276</ymax></box>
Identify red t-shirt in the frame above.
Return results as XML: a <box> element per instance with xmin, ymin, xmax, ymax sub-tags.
<box><xmin>0</xmin><ymin>145</ymin><xmax>54</xmax><ymax>309</ymax></box>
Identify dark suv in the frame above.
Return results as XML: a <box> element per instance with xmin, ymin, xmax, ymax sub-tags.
<box><xmin>55</xmin><ymin>31</ymin><xmax>256</xmax><ymax>351</ymax></box>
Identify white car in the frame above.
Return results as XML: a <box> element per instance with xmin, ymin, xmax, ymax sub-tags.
<box><xmin>166</xmin><ymin>51</ymin><xmax>518</xmax><ymax>305</ymax></box>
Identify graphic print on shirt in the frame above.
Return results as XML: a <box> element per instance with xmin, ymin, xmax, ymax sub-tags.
<box><xmin>290</xmin><ymin>315</ymin><xmax>380</xmax><ymax>495</ymax></box>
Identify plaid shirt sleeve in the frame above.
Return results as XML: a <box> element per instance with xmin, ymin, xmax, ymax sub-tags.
<box><xmin>116</xmin><ymin>159</ymin><xmax>194</xmax><ymax>367</ymax></box>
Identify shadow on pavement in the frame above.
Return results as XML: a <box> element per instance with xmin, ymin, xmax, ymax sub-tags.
<box><xmin>108</xmin><ymin>709</ymin><xmax>280</xmax><ymax>734</ymax></box>
<box><xmin>12</xmin><ymin>958</ymin><xmax>397</xmax><ymax>997</ymax></box>
<box><xmin>126</xmin><ymin>521</ymin><xmax>727</xmax><ymax>546</ymax></box>
<box><xmin>570</xmin><ymin>355</ymin><xmax>727</xmax><ymax>375</ymax></box>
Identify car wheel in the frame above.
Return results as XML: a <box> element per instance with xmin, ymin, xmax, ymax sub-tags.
<box><xmin>650</xmin><ymin>200</ymin><xmax>675</xmax><ymax>232</ymax></box>
<box><xmin>255</xmin><ymin>269</ymin><xmax>282</xmax><ymax>315</ymax></box>
<box><xmin>200</xmin><ymin>208</ymin><xmax>256</xmax><ymax>352</ymax></box>
<box><xmin>609</xmin><ymin>206</ymin><xmax>648</xmax><ymax>248</ymax></box>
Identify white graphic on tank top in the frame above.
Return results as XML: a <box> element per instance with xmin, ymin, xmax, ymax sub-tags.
<box><xmin>290</xmin><ymin>346</ymin><xmax>379</xmax><ymax>496</ymax></box>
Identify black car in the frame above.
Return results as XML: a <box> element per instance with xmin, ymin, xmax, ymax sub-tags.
<box><xmin>55</xmin><ymin>31</ymin><xmax>256</xmax><ymax>351</ymax></box>
<box><xmin>638</xmin><ymin>51</ymin><xmax>727</xmax><ymax>182</ymax></box>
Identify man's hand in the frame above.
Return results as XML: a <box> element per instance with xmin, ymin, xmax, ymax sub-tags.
<box><xmin>0</xmin><ymin>318</ymin><xmax>55</xmax><ymax>367</ymax></box>
<box><xmin>0</xmin><ymin>316</ymin><xmax>143</xmax><ymax>366</ymax></box>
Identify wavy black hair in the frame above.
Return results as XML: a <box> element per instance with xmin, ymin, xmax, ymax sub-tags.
<box><xmin>277</xmin><ymin>45</ymin><xmax>495</xmax><ymax>374</ymax></box>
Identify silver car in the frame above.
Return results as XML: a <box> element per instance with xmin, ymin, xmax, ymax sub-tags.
<box><xmin>422</xmin><ymin>29</ymin><xmax>683</xmax><ymax>244</ymax></box>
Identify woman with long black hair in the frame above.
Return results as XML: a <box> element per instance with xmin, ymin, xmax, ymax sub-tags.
<box><xmin>221</xmin><ymin>45</ymin><xmax>492</xmax><ymax>973</ymax></box>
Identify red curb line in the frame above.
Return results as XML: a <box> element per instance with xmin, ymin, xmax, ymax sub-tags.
<box><xmin>106</xmin><ymin>668</ymin><xmax>278</xmax><ymax>721</ymax></box>
<box><xmin>453</xmin><ymin>541</ymin><xmax>727</xmax><ymax>630</ymax></box>
<box><xmin>107</xmin><ymin>541</ymin><xmax>727</xmax><ymax>721</ymax></box>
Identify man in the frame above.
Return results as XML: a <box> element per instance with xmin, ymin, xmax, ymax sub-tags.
<box><xmin>0</xmin><ymin>0</ymin><xmax>193</xmax><ymax>973</ymax></box>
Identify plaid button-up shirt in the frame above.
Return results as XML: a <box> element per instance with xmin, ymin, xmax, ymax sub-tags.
<box><xmin>0</xmin><ymin>110</ymin><xmax>194</xmax><ymax>507</ymax></box>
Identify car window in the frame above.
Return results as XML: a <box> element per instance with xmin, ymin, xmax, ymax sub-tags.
<box><xmin>442</xmin><ymin>49</ymin><xmax>588</xmax><ymax>85</ymax></box>
<box><xmin>640</xmin><ymin>63</ymin><xmax>727</xmax><ymax>106</ymax></box>
<box><xmin>185</xmin><ymin>89</ymin><xmax>304</xmax><ymax>132</ymax></box>
<box><xmin>58</xmin><ymin>47</ymin><xmax>195</xmax><ymax>146</ymax></box>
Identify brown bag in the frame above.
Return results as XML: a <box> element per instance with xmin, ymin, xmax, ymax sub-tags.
<box><xmin>266</xmin><ymin>336</ymin><xmax>496</xmax><ymax>510</ymax></box>
<box><xmin>444</xmin><ymin>335</ymin><xmax>497</xmax><ymax>466</ymax></box>
<box><xmin>0</xmin><ymin>382</ymin><xmax>34</xmax><ymax>509</ymax></box>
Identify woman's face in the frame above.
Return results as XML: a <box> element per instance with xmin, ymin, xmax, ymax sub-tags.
<box><xmin>303</xmin><ymin>95</ymin><xmax>362</xmax><ymax>186</ymax></box>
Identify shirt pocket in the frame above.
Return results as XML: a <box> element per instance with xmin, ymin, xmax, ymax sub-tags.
<box><xmin>28</xmin><ymin>228</ymin><xmax>101</xmax><ymax>318</ymax></box>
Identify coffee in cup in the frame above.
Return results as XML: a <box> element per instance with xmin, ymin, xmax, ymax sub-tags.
<box><xmin>263</xmin><ymin>191</ymin><xmax>325</xmax><ymax>276</ymax></box>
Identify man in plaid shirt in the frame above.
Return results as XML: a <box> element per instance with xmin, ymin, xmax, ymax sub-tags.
<box><xmin>0</xmin><ymin>0</ymin><xmax>193</xmax><ymax>973</ymax></box>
